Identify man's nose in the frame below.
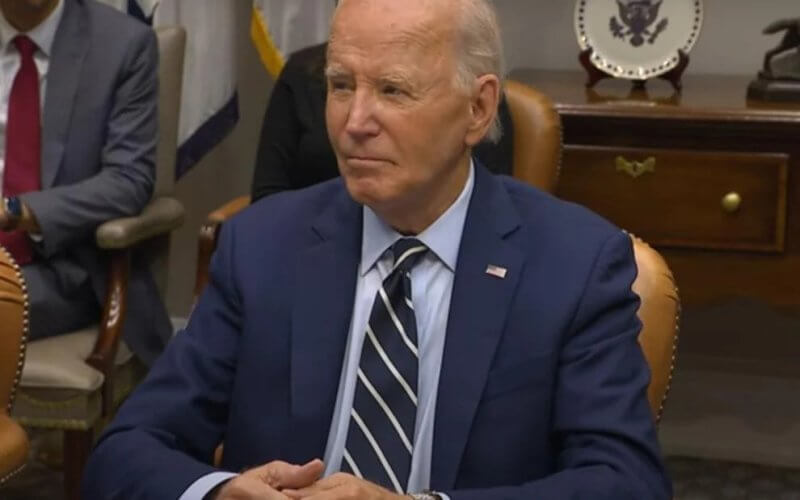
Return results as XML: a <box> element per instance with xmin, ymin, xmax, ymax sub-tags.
<box><xmin>344</xmin><ymin>89</ymin><xmax>380</xmax><ymax>139</ymax></box>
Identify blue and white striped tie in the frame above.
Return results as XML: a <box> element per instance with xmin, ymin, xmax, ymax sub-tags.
<box><xmin>341</xmin><ymin>238</ymin><xmax>428</xmax><ymax>493</ymax></box>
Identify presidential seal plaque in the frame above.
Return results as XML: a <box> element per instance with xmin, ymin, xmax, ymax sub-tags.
<box><xmin>575</xmin><ymin>0</ymin><xmax>703</xmax><ymax>91</ymax></box>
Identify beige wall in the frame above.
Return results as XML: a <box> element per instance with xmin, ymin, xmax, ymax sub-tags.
<box><xmin>497</xmin><ymin>0</ymin><xmax>800</xmax><ymax>75</ymax></box>
<box><xmin>164</xmin><ymin>0</ymin><xmax>270</xmax><ymax>315</ymax></box>
<box><xmin>164</xmin><ymin>0</ymin><xmax>800</xmax><ymax>316</ymax></box>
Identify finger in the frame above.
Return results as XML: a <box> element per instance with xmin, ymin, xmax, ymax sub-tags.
<box><xmin>278</xmin><ymin>459</ymin><xmax>325</xmax><ymax>489</ymax></box>
<box><xmin>245</xmin><ymin>461</ymin><xmax>288</xmax><ymax>488</ymax></box>
<box><xmin>282</xmin><ymin>486</ymin><xmax>317</xmax><ymax>498</ymax></box>
<box><xmin>252</xmin><ymin>458</ymin><xmax>325</xmax><ymax>490</ymax></box>
<box><xmin>282</xmin><ymin>482</ymin><xmax>328</xmax><ymax>498</ymax></box>
<box><xmin>258</xmin><ymin>484</ymin><xmax>292</xmax><ymax>500</ymax></box>
<box><xmin>283</xmin><ymin>486</ymin><xmax>339</xmax><ymax>500</ymax></box>
<box><xmin>283</xmin><ymin>473</ymin><xmax>346</xmax><ymax>497</ymax></box>
<box><xmin>247</xmin><ymin>461</ymin><xmax>296</xmax><ymax>488</ymax></box>
<box><xmin>264</xmin><ymin>488</ymin><xmax>293</xmax><ymax>500</ymax></box>
<box><xmin>218</xmin><ymin>476</ymin><xmax>290</xmax><ymax>500</ymax></box>
<box><xmin>287</xmin><ymin>490</ymin><xmax>340</xmax><ymax>500</ymax></box>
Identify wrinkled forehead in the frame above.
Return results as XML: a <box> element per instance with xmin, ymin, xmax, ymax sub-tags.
<box><xmin>330</xmin><ymin>0</ymin><xmax>456</xmax><ymax>57</ymax></box>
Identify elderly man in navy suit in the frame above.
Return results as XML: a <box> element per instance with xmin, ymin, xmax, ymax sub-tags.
<box><xmin>0</xmin><ymin>0</ymin><xmax>171</xmax><ymax>364</ymax></box>
<box><xmin>83</xmin><ymin>0</ymin><xmax>672</xmax><ymax>498</ymax></box>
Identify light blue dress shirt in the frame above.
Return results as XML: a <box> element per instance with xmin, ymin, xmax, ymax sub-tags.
<box><xmin>181</xmin><ymin>163</ymin><xmax>474</xmax><ymax>499</ymax></box>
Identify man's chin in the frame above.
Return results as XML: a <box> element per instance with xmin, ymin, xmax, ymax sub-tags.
<box><xmin>345</xmin><ymin>186</ymin><xmax>382</xmax><ymax>208</ymax></box>
<box><xmin>344</xmin><ymin>182</ymin><xmax>400</xmax><ymax>213</ymax></box>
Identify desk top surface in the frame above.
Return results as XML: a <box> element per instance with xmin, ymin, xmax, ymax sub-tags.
<box><xmin>509</xmin><ymin>69</ymin><xmax>800</xmax><ymax>122</ymax></box>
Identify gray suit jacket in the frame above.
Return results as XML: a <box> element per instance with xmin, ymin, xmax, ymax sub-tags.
<box><xmin>19</xmin><ymin>0</ymin><xmax>171</xmax><ymax>364</ymax></box>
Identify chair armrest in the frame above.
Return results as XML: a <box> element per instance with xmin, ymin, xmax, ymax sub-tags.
<box><xmin>85</xmin><ymin>249</ymin><xmax>130</xmax><ymax>415</ymax></box>
<box><xmin>193</xmin><ymin>195</ymin><xmax>251</xmax><ymax>300</ymax></box>
<box><xmin>96</xmin><ymin>196</ymin><xmax>185</xmax><ymax>249</ymax></box>
<box><xmin>208</xmin><ymin>195</ymin><xmax>251</xmax><ymax>225</ymax></box>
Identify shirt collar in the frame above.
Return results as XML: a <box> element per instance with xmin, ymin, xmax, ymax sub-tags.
<box><xmin>0</xmin><ymin>0</ymin><xmax>64</xmax><ymax>57</ymax></box>
<box><xmin>361</xmin><ymin>159</ymin><xmax>476</xmax><ymax>276</ymax></box>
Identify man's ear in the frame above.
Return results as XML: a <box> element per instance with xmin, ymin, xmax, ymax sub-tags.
<box><xmin>465</xmin><ymin>74</ymin><xmax>501</xmax><ymax>147</ymax></box>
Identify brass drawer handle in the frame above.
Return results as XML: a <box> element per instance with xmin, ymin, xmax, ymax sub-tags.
<box><xmin>721</xmin><ymin>192</ymin><xmax>742</xmax><ymax>213</ymax></box>
<box><xmin>616</xmin><ymin>156</ymin><xmax>656</xmax><ymax>178</ymax></box>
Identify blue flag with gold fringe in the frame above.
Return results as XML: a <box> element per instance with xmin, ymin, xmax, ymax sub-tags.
<box><xmin>105</xmin><ymin>0</ymin><xmax>239</xmax><ymax>179</ymax></box>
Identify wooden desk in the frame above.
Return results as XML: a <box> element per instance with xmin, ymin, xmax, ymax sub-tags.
<box><xmin>510</xmin><ymin>70</ymin><xmax>800</xmax><ymax>307</ymax></box>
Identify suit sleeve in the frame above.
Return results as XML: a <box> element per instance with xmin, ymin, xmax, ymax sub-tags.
<box><xmin>444</xmin><ymin>231</ymin><xmax>672</xmax><ymax>500</ymax></box>
<box><xmin>81</xmin><ymin>221</ymin><xmax>243</xmax><ymax>499</ymax></box>
<box><xmin>20</xmin><ymin>28</ymin><xmax>157</xmax><ymax>258</ymax></box>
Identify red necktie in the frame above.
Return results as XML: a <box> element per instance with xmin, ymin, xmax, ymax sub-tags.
<box><xmin>1</xmin><ymin>35</ymin><xmax>42</xmax><ymax>265</ymax></box>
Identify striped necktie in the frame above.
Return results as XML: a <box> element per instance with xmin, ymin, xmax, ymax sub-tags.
<box><xmin>341</xmin><ymin>237</ymin><xmax>428</xmax><ymax>493</ymax></box>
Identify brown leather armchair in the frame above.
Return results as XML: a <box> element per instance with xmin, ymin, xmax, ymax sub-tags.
<box><xmin>631</xmin><ymin>236</ymin><xmax>680</xmax><ymax>422</ymax></box>
<box><xmin>11</xmin><ymin>27</ymin><xmax>187</xmax><ymax>500</ymax></box>
<box><xmin>504</xmin><ymin>79</ymin><xmax>562</xmax><ymax>193</ymax></box>
<box><xmin>0</xmin><ymin>247</ymin><xmax>29</xmax><ymax>487</ymax></box>
<box><xmin>195</xmin><ymin>80</ymin><xmax>680</xmax><ymax>422</ymax></box>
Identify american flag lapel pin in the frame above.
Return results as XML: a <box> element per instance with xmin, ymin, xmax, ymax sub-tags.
<box><xmin>485</xmin><ymin>264</ymin><xmax>507</xmax><ymax>279</ymax></box>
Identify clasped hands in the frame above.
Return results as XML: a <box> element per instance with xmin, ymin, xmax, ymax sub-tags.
<box><xmin>214</xmin><ymin>458</ymin><xmax>411</xmax><ymax>500</ymax></box>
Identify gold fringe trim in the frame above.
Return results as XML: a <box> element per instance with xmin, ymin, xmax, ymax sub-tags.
<box><xmin>15</xmin><ymin>416</ymin><xmax>96</xmax><ymax>431</ymax></box>
<box><xmin>251</xmin><ymin>4</ymin><xmax>285</xmax><ymax>78</ymax></box>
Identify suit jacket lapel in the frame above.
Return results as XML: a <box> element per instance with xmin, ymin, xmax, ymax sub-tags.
<box><xmin>42</xmin><ymin>0</ymin><xmax>88</xmax><ymax>188</ymax></box>
<box><xmin>288</xmin><ymin>186</ymin><xmax>362</xmax><ymax>463</ymax></box>
<box><xmin>431</xmin><ymin>166</ymin><xmax>525</xmax><ymax>490</ymax></box>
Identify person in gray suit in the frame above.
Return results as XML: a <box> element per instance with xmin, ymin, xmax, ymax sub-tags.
<box><xmin>0</xmin><ymin>0</ymin><xmax>171</xmax><ymax>364</ymax></box>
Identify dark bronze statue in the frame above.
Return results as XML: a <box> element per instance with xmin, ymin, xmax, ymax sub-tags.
<box><xmin>748</xmin><ymin>17</ymin><xmax>800</xmax><ymax>102</ymax></box>
<box><xmin>761</xmin><ymin>17</ymin><xmax>800</xmax><ymax>80</ymax></box>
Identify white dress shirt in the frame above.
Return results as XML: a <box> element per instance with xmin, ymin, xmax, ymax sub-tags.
<box><xmin>0</xmin><ymin>0</ymin><xmax>64</xmax><ymax>195</ymax></box>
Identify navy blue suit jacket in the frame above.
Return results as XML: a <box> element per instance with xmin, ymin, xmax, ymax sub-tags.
<box><xmin>83</xmin><ymin>165</ymin><xmax>671</xmax><ymax>499</ymax></box>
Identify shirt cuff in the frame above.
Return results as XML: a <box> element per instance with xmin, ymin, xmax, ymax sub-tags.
<box><xmin>438</xmin><ymin>493</ymin><xmax>452</xmax><ymax>500</ymax></box>
<box><xmin>179</xmin><ymin>472</ymin><xmax>238</xmax><ymax>500</ymax></box>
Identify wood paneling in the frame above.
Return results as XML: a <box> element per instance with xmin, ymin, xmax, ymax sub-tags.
<box><xmin>509</xmin><ymin>69</ymin><xmax>800</xmax><ymax>307</ymax></box>
<box><xmin>560</xmin><ymin>146</ymin><xmax>788</xmax><ymax>252</ymax></box>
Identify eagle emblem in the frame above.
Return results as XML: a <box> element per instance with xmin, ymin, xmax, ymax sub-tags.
<box><xmin>610</xmin><ymin>0</ymin><xmax>669</xmax><ymax>47</ymax></box>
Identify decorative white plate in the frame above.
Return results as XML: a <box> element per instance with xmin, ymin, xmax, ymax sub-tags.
<box><xmin>575</xmin><ymin>0</ymin><xmax>703</xmax><ymax>80</ymax></box>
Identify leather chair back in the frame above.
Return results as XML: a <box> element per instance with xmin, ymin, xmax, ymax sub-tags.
<box><xmin>153</xmin><ymin>26</ymin><xmax>186</xmax><ymax>199</ymax></box>
<box><xmin>150</xmin><ymin>26</ymin><xmax>186</xmax><ymax>296</ymax></box>
<box><xmin>631</xmin><ymin>237</ymin><xmax>680</xmax><ymax>423</ymax></box>
<box><xmin>504</xmin><ymin>80</ymin><xmax>679</xmax><ymax>422</ymax></box>
<box><xmin>0</xmin><ymin>246</ymin><xmax>29</xmax><ymax>484</ymax></box>
<box><xmin>505</xmin><ymin>79</ymin><xmax>562</xmax><ymax>193</ymax></box>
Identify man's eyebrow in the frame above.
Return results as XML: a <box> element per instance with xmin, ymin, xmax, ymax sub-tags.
<box><xmin>324</xmin><ymin>64</ymin><xmax>416</xmax><ymax>88</ymax></box>
<box><xmin>325</xmin><ymin>64</ymin><xmax>350</xmax><ymax>79</ymax></box>
<box><xmin>379</xmin><ymin>71</ymin><xmax>414</xmax><ymax>86</ymax></box>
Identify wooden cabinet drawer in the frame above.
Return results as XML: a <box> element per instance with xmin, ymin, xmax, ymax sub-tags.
<box><xmin>557</xmin><ymin>146</ymin><xmax>788</xmax><ymax>252</ymax></box>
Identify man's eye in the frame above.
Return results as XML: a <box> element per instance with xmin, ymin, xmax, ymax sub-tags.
<box><xmin>382</xmin><ymin>85</ymin><xmax>404</xmax><ymax>96</ymax></box>
<box><xmin>329</xmin><ymin>80</ymin><xmax>351</xmax><ymax>91</ymax></box>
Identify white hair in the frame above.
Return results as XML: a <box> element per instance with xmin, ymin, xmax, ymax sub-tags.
<box><xmin>332</xmin><ymin>0</ymin><xmax>506</xmax><ymax>143</ymax></box>
<box><xmin>452</xmin><ymin>0</ymin><xmax>506</xmax><ymax>143</ymax></box>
